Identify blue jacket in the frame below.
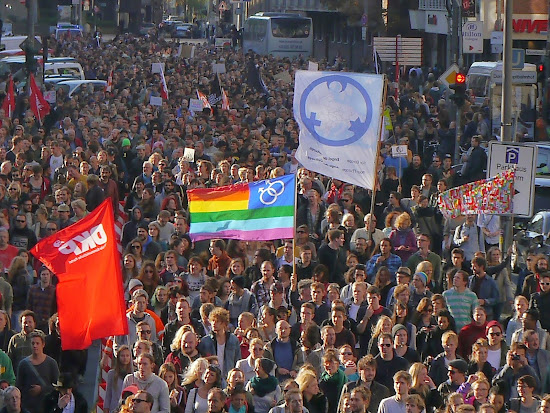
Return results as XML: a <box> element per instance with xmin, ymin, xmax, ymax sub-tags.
<box><xmin>468</xmin><ymin>274</ymin><xmax>500</xmax><ymax>318</ymax></box>
<box><xmin>197</xmin><ymin>332</ymin><xmax>241</xmax><ymax>379</ymax></box>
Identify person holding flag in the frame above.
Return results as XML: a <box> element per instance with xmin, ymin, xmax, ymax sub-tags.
<box><xmin>28</xmin><ymin>74</ymin><xmax>50</xmax><ymax>125</ymax></box>
<box><xmin>2</xmin><ymin>74</ymin><xmax>15</xmax><ymax>119</ymax></box>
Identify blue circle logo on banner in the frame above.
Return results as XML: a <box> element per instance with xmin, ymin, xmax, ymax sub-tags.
<box><xmin>299</xmin><ymin>75</ymin><xmax>373</xmax><ymax>147</ymax></box>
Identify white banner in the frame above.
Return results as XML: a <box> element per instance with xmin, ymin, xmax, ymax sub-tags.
<box><xmin>294</xmin><ymin>70</ymin><xmax>384</xmax><ymax>189</ymax></box>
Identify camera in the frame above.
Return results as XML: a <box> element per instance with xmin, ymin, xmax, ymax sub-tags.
<box><xmin>511</xmin><ymin>354</ymin><xmax>521</xmax><ymax>361</ymax></box>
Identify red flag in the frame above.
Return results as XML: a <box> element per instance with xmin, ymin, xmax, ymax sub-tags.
<box><xmin>160</xmin><ymin>67</ymin><xmax>168</xmax><ymax>100</ymax></box>
<box><xmin>221</xmin><ymin>87</ymin><xmax>230</xmax><ymax>111</ymax></box>
<box><xmin>30</xmin><ymin>199</ymin><xmax>128</xmax><ymax>350</ymax></box>
<box><xmin>197</xmin><ymin>89</ymin><xmax>211</xmax><ymax>111</ymax></box>
<box><xmin>106</xmin><ymin>69</ymin><xmax>113</xmax><ymax>92</ymax></box>
<box><xmin>29</xmin><ymin>74</ymin><xmax>50</xmax><ymax>124</ymax></box>
<box><xmin>2</xmin><ymin>75</ymin><xmax>15</xmax><ymax>118</ymax></box>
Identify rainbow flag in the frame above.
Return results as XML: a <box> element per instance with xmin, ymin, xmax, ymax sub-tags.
<box><xmin>188</xmin><ymin>174</ymin><xmax>296</xmax><ymax>241</ymax></box>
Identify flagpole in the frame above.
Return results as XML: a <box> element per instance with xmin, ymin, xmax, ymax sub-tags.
<box><xmin>292</xmin><ymin>173</ymin><xmax>298</xmax><ymax>279</ymax></box>
<box><xmin>368</xmin><ymin>76</ymin><xmax>388</xmax><ymax>235</ymax></box>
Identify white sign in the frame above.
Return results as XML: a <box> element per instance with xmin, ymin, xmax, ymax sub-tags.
<box><xmin>189</xmin><ymin>98</ymin><xmax>204</xmax><ymax>113</ymax></box>
<box><xmin>463</xmin><ymin>21</ymin><xmax>483</xmax><ymax>54</ymax></box>
<box><xmin>149</xmin><ymin>96</ymin><xmax>162</xmax><ymax>106</ymax></box>
<box><xmin>526</xmin><ymin>49</ymin><xmax>545</xmax><ymax>56</ymax></box>
<box><xmin>487</xmin><ymin>142</ymin><xmax>537</xmax><ymax>217</ymax></box>
<box><xmin>214</xmin><ymin>38</ymin><xmax>231</xmax><ymax>48</ymax></box>
<box><xmin>294</xmin><ymin>70</ymin><xmax>385</xmax><ymax>190</ymax></box>
<box><xmin>308</xmin><ymin>61</ymin><xmax>318</xmax><ymax>71</ymax></box>
<box><xmin>372</xmin><ymin>37</ymin><xmax>423</xmax><ymax>66</ymax></box>
<box><xmin>490</xmin><ymin>31</ymin><xmax>503</xmax><ymax>45</ymax></box>
<box><xmin>490</xmin><ymin>70</ymin><xmax>537</xmax><ymax>84</ymax></box>
<box><xmin>491</xmin><ymin>44</ymin><xmax>503</xmax><ymax>54</ymax></box>
<box><xmin>212</xmin><ymin>63</ymin><xmax>226</xmax><ymax>73</ymax></box>
<box><xmin>151</xmin><ymin>63</ymin><xmax>165</xmax><ymax>74</ymax></box>
<box><xmin>183</xmin><ymin>147</ymin><xmax>195</xmax><ymax>162</ymax></box>
<box><xmin>391</xmin><ymin>145</ymin><xmax>408</xmax><ymax>157</ymax></box>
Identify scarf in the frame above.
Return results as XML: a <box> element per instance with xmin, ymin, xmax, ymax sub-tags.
<box><xmin>320</xmin><ymin>368</ymin><xmax>347</xmax><ymax>389</ymax></box>
<box><xmin>249</xmin><ymin>375</ymin><xmax>278</xmax><ymax>397</ymax></box>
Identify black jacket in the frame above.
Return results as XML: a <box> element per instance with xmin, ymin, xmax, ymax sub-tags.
<box><xmin>43</xmin><ymin>389</ymin><xmax>88</xmax><ymax>413</ymax></box>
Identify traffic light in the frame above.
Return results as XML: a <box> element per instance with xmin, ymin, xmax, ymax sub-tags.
<box><xmin>24</xmin><ymin>47</ymin><xmax>36</xmax><ymax>75</ymax></box>
<box><xmin>538</xmin><ymin>62</ymin><xmax>545</xmax><ymax>84</ymax></box>
<box><xmin>449</xmin><ymin>72</ymin><xmax>467</xmax><ymax>107</ymax></box>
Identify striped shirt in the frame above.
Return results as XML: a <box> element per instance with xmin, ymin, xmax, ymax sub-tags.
<box><xmin>442</xmin><ymin>287</ymin><xmax>478</xmax><ymax>331</ymax></box>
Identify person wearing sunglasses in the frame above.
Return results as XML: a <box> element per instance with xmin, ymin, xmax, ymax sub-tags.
<box><xmin>528</xmin><ymin>272</ymin><xmax>550</xmax><ymax>332</ymax></box>
<box><xmin>485</xmin><ymin>321</ymin><xmax>506</xmax><ymax>372</ymax></box>
<box><xmin>123</xmin><ymin>355</ymin><xmax>169</xmax><ymax>413</ymax></box>
<box><xmin>510</xmin><ymin>308</ymin><xmax>550</xmax><ymax>352</ymax></box>
<box><xmin>129</xmin><ymin>390</ymin><xmax>154</xmax><ymax>413</ymax></box>
<box><xmin>374</xmin><ymin>333</ymin><xmax>409</xmax><ymax>392</ymax></box>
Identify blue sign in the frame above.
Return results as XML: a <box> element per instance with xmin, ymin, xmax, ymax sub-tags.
<box><xmin>512</xmin><ymin>48</ymin><xmax>525</xmax><ymax>69</ymax></box>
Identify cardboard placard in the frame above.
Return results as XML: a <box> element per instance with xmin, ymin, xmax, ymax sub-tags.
<box><xmin>149</xmin><ymin>95</ymin><xmax>163</xmax><ymax>106</ymax></box>
<box><xmin>308</xmin><ymin>61</ymin><xmax>318</xmax><ymax>71</ymax></box>
<box><xmin>189</xmin><ymin>98</ymin><xmax>203</xmax><ymax>113</ymax></box>
<box><xmin>212</xmin><ymin>63</ymin><xmax>226</xmax><ymax>73</ymax></box>
<box><xmin>274</xmin><ymin>70</ymin><xmax>292</xmax><ymax>84</ymax></box>
<box><xmin>391</xmin><ymin>144</ymin><xmax>408</xmax><ymax>157</ymax></box>
<box><xmin>151</xmin><ymin>62</ymin><xmax>165</xmax><ymax>73</ymax></box>
<box><xmin>183</xmin><ymin>147</ymin><xmax>195</xmax><ymax>162</ymax></box>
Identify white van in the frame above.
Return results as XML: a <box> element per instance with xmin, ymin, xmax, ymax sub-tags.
<box><xmin>466</xmin><ymin>61</ymin><xmax>537</xmax><ymax>105</ymax></box>
<box><xmin>44</xmin><ymin>57</ymin><xmax>85</xmax><ymax>80</ymax></box>
<box><xmin>467</xmin><ymin>61</ymin><xmax>538</xmax><ymax>139</ymax></box>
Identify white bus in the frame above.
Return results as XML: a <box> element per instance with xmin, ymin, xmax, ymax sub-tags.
<box><xmin>243</xmin><ymin>13</ymin><xmax>313</xmax><ymax>58</ymax></box>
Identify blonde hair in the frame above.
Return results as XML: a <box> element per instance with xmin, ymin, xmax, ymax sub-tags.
<box><xmin>182</xmin><ymin>357</ymin><xmax>209</xmax><ymax>386</ymax></box>
<box><xmin>442</xmin><ymin>331</ymin><xmax>458</xmax><ymax>345</ymax></box>
<box><xmin>371</xmin><ymin>315</ymin><xmax>392</xmax><ymax>340</ymax></box>
<box><xmin>295</xmin><ymin>371</ymin><xmax>318</xmax><ymax>393</ymax></box>
<box><xmin>416</xmin><ymin>261</ymin><xmax>433</xmax><ymax>282</ymax></box>
<box><xmin>395</xmin><ymin>212</ymin><xmax>412</xmax><ymax>229</ymax></box>
<box><xmin>170</xmin><ymin>325</ymin><xmax>198</xmax><ymax>352</ymax></box>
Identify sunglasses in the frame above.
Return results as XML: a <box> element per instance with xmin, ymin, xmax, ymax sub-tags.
<box><xmin>16</xmin><ymin>219</ymin><xmax>25</xmax><ymax>223</ymax></box>
<box><xmin>379</xmin><ymin>343</ymin><xmax>392</xmax><ymax>348</ymax></box>
<box><xmin>131</xmin><ymin>245</ymin><xmax>141</xmax><ymax>249</ymax></box>
<box><xmin>132</xmin><ymin>399</ymin><xmax>148</xmax><ymax>404</ymax></box>
<box><xmin>541</xmin><ymin>282</ymin><xmax>550</xmax><ymax>286</ymax></box>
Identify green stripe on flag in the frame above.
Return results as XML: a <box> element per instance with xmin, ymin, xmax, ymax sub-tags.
<box><xmin>190</xmin><ymin>205</ymin><xmax>294</xmax><ymax>223</ymax></box>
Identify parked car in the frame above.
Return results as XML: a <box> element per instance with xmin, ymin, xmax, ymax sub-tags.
<box><xmin>54</xmin><ymin>80</ymin><xmax>107</xmax><ymax>97</ymax></box>
<box><xmin>139</xmin><ymin>23</ymin><xmax>156</xmax><ymax>36</ymax></box>
<box><xmin>173</xmin><ymin>24</ymin><xmax>194</xmax><ymax>38</ymax></box>
<box><xmin>513</xmin><ymin>210</ymin><xmax>550</xmax><ymax>271</ymax></box>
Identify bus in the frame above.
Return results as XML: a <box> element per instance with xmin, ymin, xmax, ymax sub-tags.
<box><xmin>243</xmin><ymin>12</ymin><xmax>313</xmax><ymax>58</ymax></box>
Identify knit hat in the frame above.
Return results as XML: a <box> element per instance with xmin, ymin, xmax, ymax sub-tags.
<box><xmin>122</xmin><ymin>138</ymin><xmax>131</xmax><ymax>147</ymax></box>
<box><xmin>259</xmin><ymin>358</ymin><xmax>275</xmax><ymax>374</ymax></box>
<box><xmin>128</xmin><ymin>279</ymin><xmax>143</xmax><ymax>291</ymax></box>
<box><xmin>449</xmin><ymin>359</ymin><xmax>468</xmax><ymax>373</ymax></box>
<box><xmin>392</xmin><ymin>324</ymin><xmax>407</xmax><ymax>338</ymax></box>
<box><xmin>414</xmin><ymin>271</ymin><xmax>428</xmax><ymax>286</ymax></box>
<box><xmin>485</xmin><ymin>320</ymin><xmax>503</xmax><ymax>335</ymax></box>
<box><xmin>231</xmin><ymin>275</ymin><xmax>245</xmax><ymax>289</ymax></box>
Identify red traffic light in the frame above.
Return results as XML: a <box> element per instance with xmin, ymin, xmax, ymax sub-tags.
<box><xmin>455</xmin><ymin>73</ymin><xmax>466</xmax><ymax>84</ymax></box>
<box><xmin>538</xmin><ymin>64</ymin><xmax>545</xmax><ymax>73</ymax></box>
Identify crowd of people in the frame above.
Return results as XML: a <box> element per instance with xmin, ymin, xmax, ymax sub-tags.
<box><xmin>0</xmin><ymin>30</ymin><xmax>547</xmax><ymax>413</ymax></box>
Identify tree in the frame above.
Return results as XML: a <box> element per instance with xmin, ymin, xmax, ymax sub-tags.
<box><xmin>318</xmin><ymin>0</ymin><xmax>385</xmax><ymax>33</ymax></box>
